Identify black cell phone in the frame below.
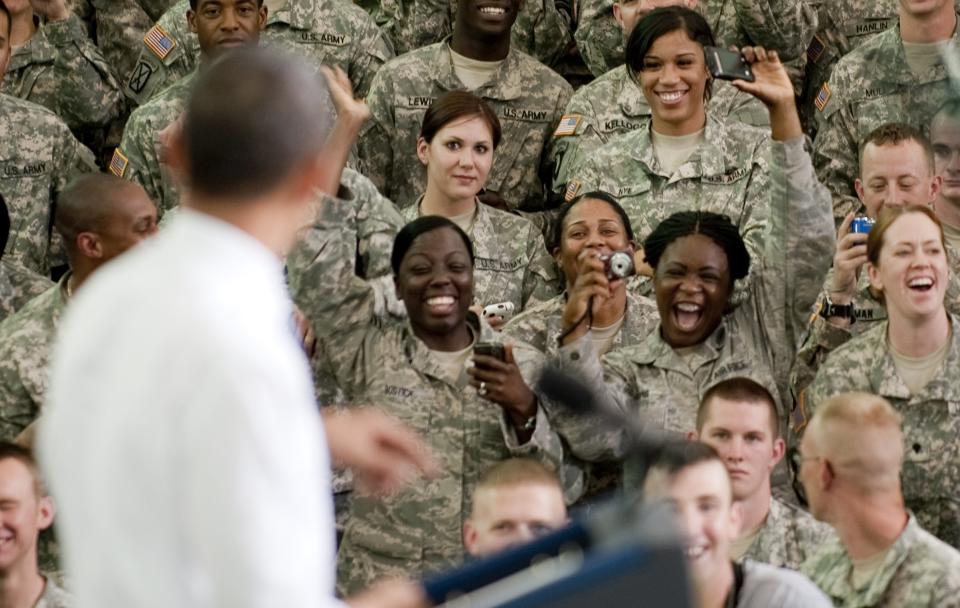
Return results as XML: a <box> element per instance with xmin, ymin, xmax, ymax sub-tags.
<box><xmin>704</xmin><ymin>46</ymin><xmax>755</xmax><ymax>82</ymax></box>
<box><xmin>474</xmin><ymin>342</ymin><xmax>506</xmax><ymax>362</ymax></box>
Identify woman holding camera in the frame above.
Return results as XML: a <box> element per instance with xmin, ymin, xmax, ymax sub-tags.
<box><xmin>401</xmin><ymin>91</ymin><xmax>560</xmax><ymax>327</ymax></box>
<box><xmin>564</xmin><ymin>6</ymin><xmax>774</xmax><ymax>261</ymax></box>
<box><xmin>549</xmin><ymin>41</ymin><xmax>834</xmax><ymax>479</ymax></box>
<box><xmin>806</xmin><ymin>205</ymin><xmax>960</xmax><ymax>548</ymax></box>
<box><xmin>290</xmin><ymin>212</ymin><xmax>581</xmax><ymax>593</ymax></box>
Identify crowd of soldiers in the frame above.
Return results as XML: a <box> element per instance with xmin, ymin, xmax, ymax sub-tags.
<box><xmin>1</xmin><ymin>0</ymin><xmax>960</xmax><ymax>606</ymax></box>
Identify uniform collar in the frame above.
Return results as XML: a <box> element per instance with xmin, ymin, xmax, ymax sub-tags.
<box><xmin>626</xmin><ymin>316</ymin><xmax>727</xmax><ymax>375</ymax></box>
<box><xmin>629</xmin><ymin>114</ymin><xmax>730</xmax><ymax>179</ymax></box>
<box><xmin>433</xmin><ymin>39</ymin><xmax>526</xmax><ymax>101</ymax></box>
<box><xmin>7</xmin><ymin>22</ymin><xmax>55</xmax><ymax>72</ymax></box>
<box><xmin>403</xmin><ymin>311</ymin><xmax>496</xmax><ymax>385</ymax></box>
<box><xmin>615</xmin><ymin>66</ymin><xmax>651</xmax><ymax>119</ymax></box>
<box><xmin>869</xmin><ymin>314</ymin><xmax>960</xmax><ymax>402</ymax></box>
<box><xmin>880</xmin><ymin>15</ymin><xmax>960</xmax><ymax>85</ymax></box>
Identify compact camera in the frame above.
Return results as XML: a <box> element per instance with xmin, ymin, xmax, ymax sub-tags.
<box><xmin>482</xmin><ymin>301</ymin><xmax>516</xmax><ymax>321</ymax></box>
<box><xmin>600</xmin><ymin>251</ymin><xmax>635</xmax><ymax>280</ymax></box>
<box><xmin>851</xmin><ymin>215</ymin><xmax>875</xmax><ymax>234</ymax></box>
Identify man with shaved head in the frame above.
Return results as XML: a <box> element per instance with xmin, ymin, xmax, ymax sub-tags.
<box><xmin>799</xmin><ymin>392</ymin><xmax>960</xmax><ymax>606</ymax></box>
<box><xmin>0</xmin><ymin>173</ymin><xmax>158</xmax><ymax>443</ymax></box>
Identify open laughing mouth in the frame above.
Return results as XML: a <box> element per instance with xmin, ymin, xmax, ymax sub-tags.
<box><xmin>673</xmin><ymin>302</ymin><xmax>702</xmax><ymax>331</ymax></box>
<box><xmin>425</xmin><ymin>295</ymin><xmax>457</xmax><ymax>315</ymax></box>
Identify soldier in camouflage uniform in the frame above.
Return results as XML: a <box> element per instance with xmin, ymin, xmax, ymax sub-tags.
<box><xmin>359</xmin><ymin>0</ymin><xmax>572</xmax><ymax>214</ymax></box>
<box><xmin>792</xmin><ymin>124</ymin><xmax>960</xmax><ymax>400</ymax></box>
<box><xmin>797</xmin><ymin>392</ymin><xmax>960</xmax><ymax>605</ymax></box>
<box><xmin>0</xmin><ymin>175</ymin><xmax>156</xmax><ymax>443</ymax></box>
<box><xmin>373</xmin><ymin>0</ymin><xmax>573</xmax><ymax>67</ymax></box>
<box><xmin>70</xmin><ymin>0</ymin><xmax>177</xmax><ymax>79</ymax></box>
<box><xmin>0</xmin><ymin>81</ymin><xmax>97</xmax><ymax>275</ymax></box>
<box><xmin>289</xmin><ymin>208</ymin><xmax>582</xmax><ymax>592</ymax></box>
<box><xmin>549</xmin><ymin>1</ymin><xmax>770</xmax><ymax>198</ymax></box>
<box><xmin>693</xmin><ymin>378</ymin><xmax>832</xmax><ymax>570</ymax></box>
<box><xmin>812</xmin><ymin>1</ymin><xmax>960</xmax><ymax>223</ymax></box>
<box><xmin>805</xmin><ymin>204</ymin><xmax>960</xmax><ymax>547</ymax></box>
<box><xmin>548</xmin><ymin>55</ymin><xmax>834</xmax><ymax>485</ymax></box>
<box><xmin>1</xmin><ymin>0</ymin><xmax>122</xmax><ymax>140</ymax></box>
<box><xmin>0</xmin><ymin>194</ymin><xmax>53</xmax><ymax>323</ymax></box>
<box><xmin>123</xmin><ymin>0</ymin><xmax>392</xmax><ymax>107</ymax></box>
<box><xmin>575</xmin><ymin>0</ymin><xmax>815</xmax><ymax>79</ymax></box>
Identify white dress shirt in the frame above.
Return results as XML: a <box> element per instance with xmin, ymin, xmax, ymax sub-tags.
<box><xmin>39</xmin><ymin>210</ymin><xmax>339</xmax><ymax>607</ymax></box>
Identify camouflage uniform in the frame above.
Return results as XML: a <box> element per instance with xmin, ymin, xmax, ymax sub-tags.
<box><xmin>71</xmin><ymin>0</ymin><xmax>177</xmax><ymax>80</ymax></box>
<box><xmin>564</xmin><ymin>115</ymin><xmax>772</xmax><ymax>257</ymax></box>
<box><xmin>744</xmin><ymin>497</ymin><xmax>834</xmax><ymax>570</ymax></box>
<box><xmin>575</xmin><ymin>0</ymin><xmax>815</xmax><ymax>78</ymax></box>
<box><xmin>0</xmin><ymin>13</ymin><xmax>123</xmax><ymax>137</ymax></box>
<box><xmin>401</xmin><ymin>199</ymin><xmax>561</xmax><ymax>313</ymax></box>
<box><xmin>0</xmin><ymin>275</ymin><xmax>69</xmax><ymax>442</ymax></box>
<box><xmin>113</xmin><ymin>70</ymin><xmax>195</xmax><ymax>216</ymax></box>
<box><xmin>549</xmin><ymin>138</ymin><xmax>834</xmax><ymax>475</ymax></box>
<box><xmin>123</xmin><ymin>0</ymin><xmax>392</xmax><ymax>106</ymax></box>
<box><xmin>38</xmin><ymin>575</ymin><xmax>73</xmax><ymax>608</ymax></box>
<box><xmin>791</xmin><ymin>244</ymin><xmax>960</xmax><ymax>399</ymax></box>
<box><xmin>806</xmin><ymin>316</ymin><xmax>960</xmax><ymax>548</ymax></box>
<box><xmin>549</xmin><ymin>66</ymin><xmax>769</xmax><ymax>195</ymax></box>
<box><xmin>288</xmin><ymin>188</ymin><xmax>581</xmax><ymax>593</ymax></box>
<box><xmin>0</xmin><ymin>94</ymin><xmax>97</xmax><ymax>275</ymax></box>
<box><xmin>812</xmin><ymin>17</ymin><xmax>960</xmax><ymax>223</ymax></box>
<box><xmin>374</xmin><ymin>0</ymin><xmax>572</xmax><ymax>66</ymax></box>
<box><xmin>0</xmin><ymin>260</ymin><xmax>54</xmax><ymax>324</ymax></box>
<box><xmin>802</xmin><ymin>514</ymin><xmax>960</xmax><ymax>607</ymax></box>
<box><xmin>358</xmin><ymin>39</ymin><xmax>572</xmax><ymax>213</ymax></box>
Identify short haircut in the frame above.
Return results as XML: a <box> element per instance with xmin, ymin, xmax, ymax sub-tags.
<box><xmin>552</xmin><ymin>190</ymin><xmax>635</xmax><ymax>251</ymax></box>
<box><xmin>625</xmin><ymin>6</ymin><xmax>715</xmax><ymax>100</ymax></box>
<box><xmin>866</xmin><ymin>204</ymin><xmax>944</xmax><ymax>268</ymax></box>
<box><xmin>474</xmin><ymin>458</ymin><xmax>561</xmax><ymax>494</ymax></box>
<box><xmin>698</xmin><ymin>377</ymin><xmax>780</xmax><ymax>438</ymax></box>
<box><xmin>189</xmin><ymin>0</ymin><xmax>264</xmax><ymax>9</ymax></box>
<box><xmin>0</xmin><ymin>3</ymin><xmax>10</xmax><ymax>40</ymax></box>
<box><xmin>858</xmin><ymin>122</ymin><xmax>935</xmax><ymax>175</ymax></box>
<box><xmin>419</xmin><ymin>90</ymin><xmax>502</xmax><ymax>150</ymax></box>
<box><xmin>390</xmin><ymin>215</ymin><xmax>475</xmax><ymax>276</ymax></box>
<box><xmin>0</xmin><ymin>193</ymin><xmax>9</xmax><ymax>258</ymax></box>
<box><xmin>182</xmin><ymin>47</ymin><xmax>333</xmax><ymax>199</ymax></box>
<box><xmin>808</xmin><ymin>392</ymin><xmax>903</xmax><ymax>490</ymax></box>
<box><xmin>644</xmin><ymin>210</ymin><xmax>750</xmax><ymax>285</ymax></box>
<box><xmin>0</xmin><ymin>442</ymin><xmax>45</xmax><ymax>498</ymax></box>
<box><xmin>54</xmin><ymin>174</ymin><xmax>143</xmax><ymax>253</ymax></box>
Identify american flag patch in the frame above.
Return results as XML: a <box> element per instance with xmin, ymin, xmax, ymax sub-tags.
<box><xmin>143</xmin><ymin>25</ymin><xmax>176</xmax><ymax>60</ymax></box>
<box><xmin>109</xmin><ymin>149</ymin><xmax>129</xmax><ymax>177</ymax></box>
<box><xmin>807</xmin><ymin>35</ymin><xmax>826</xmax><ymax>64</ymax></box>
<box><xmin>553</xmin><ymin>114</ymin><xmax>582</xmax><ymax>137</ymax></box>
<box><xmin>564</xmin><ymin>179</ymin><xmax>582</xmax><ymax>202</ymax></box>
<box><xmin>814</xmin><ymin>83</ymin><xmax>831</xmax><ymax>112</ymax></box>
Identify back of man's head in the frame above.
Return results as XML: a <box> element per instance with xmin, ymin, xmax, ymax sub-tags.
<box><xmin>464</xmin><ymin>459</ymin><xmax>567</xmax><ymax>556</ymax></box>
<box><xmin>182</xmin><ymin>47</ymin><xmax>333</xmax><ymax>200</ymax></box>
<box><xmin>54</xmin><ymin>174</ymin><xmax>157</xmax><ymax>270</ymax></box>
<box><xmin>807</xmin><ymin>392</ymin><xmax>904</xmax><ymax>495</ymax></box>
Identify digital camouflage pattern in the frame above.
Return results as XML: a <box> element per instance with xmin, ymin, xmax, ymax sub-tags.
<box><xmin>0</xmin><ymin>261</ymin><xmax>54</xmax><ymax>324</ymax></box>
<box><xmin>575</xmin><ymin>0</ymin><xmax>815</xmax><ymax>78</ymax></box>
<box><xmin>812</xmin><ymin>19</ymin><xmax>960</xmax><ymax>223</ymax></box>
<box><xmin>372</xmin><ymin>0</ymin><xmax>572</xmax><ymax>66</ymax></box>
<box><xmin>802</xmin><ymin>515</ymin><xmax>960</xmax><ymax>607</ymax></box>
<box><xmin>0</xmin><ymin>94</ymin><xmax>97</xmax><ymax>275</ymax></box>
<box><xmin>287</xmin><ymin>188</ymin><xmax>582</xmax><ymax>593</ymax></box>
<box><xmin>564</xmin><ymin>114</ymin><xmax>772</xmax><ymax>257</ymax></box>
<box><xmin>805</xmin><ymin>316</ymin><xmax>960</xmax><ymax>548</ymax></box>
<box><xmin>123</xmin><ymin>0</ymin><xmax>392</xmax><ymax>105</ymax></box>
<box><xmin>0</xmin><ymin>275</ymin><xmax>69</xmax><ymax>442</ymax></box>
<box><xmin>358</xmin><ymin>40</ymin><xmax>572</xmax><ymax>213</ymax></box>
<box><xmin>0</xmin><ymin>14</ymin><xmax>123</xmax><ymax>136</ymax></box>
<box><xmin>400</xmin><ymin>200</ymin><xmax>561</xmax><ymax>314</ymax></box>
<box><xmin>744</xmin><ymin>497</ymin><xmax>834</xmax><ymax>570</ymax></box>
<box><xmin>71</xmin><ymin>0</ymin><xmax>178</xmax><ymax>80</ymax></box>
<box><xmin>114</xmin><ymin>70</ymin><xmax>195</xmax><ymax>216</ymax></box>
<box><xmin>790</xmin><ymin>244</ymin><xmax>960</xmax><ymax>399</ymax></box>
<box><xmin>548</xmin><ymin>65</ymin><xmax>770</xmax><ymax>195</ymax></box>
<box><xmin>549</xmin><ymin>139</ymin><xmax>834</xmax><ymax>478</ymax></box>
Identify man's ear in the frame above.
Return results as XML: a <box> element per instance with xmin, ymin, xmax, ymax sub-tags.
<box><xmin>854</xmin><ymin>177</ymin><xmax>866</xmax><ymax>203</ymax></box>
<box><xmin>612</xmin><ymin>3</ymin><xmax>624</xmax><ymax>28</ymax></box>
<box><xmin>929</xmin><ymin>174</ymin><xmax>943</xmax><ymax>203</ymax></box>
<box><xmin>463</xmin><ymin>519</ymin><xmax>479</xmax><ymax>557</ymax></box>
<box><xmin>728</xmin><ymin>499</ymin><xmax>743</xmax><ymax>537</ymax></box>
<box><xmin>770</xmin><ymin>437</ymin><xmax>786</xmax><ymax>467</ymax></box>
<box><xmin>37</xmin><ymin>496</ymin><xmax>55</xmax><ymax>531</ymax></box>
<box><xmin>186</xmin><ymin>9</ymin><xmax>198</xmax><ymax>34</ymax></box>
<box><xmin>76</xmin><ymin>232</ymin><xmax>102</xmax><ymax>259</ymax></box>
<box><xmin>687</xmin><ymin>430</ymin><xmax>699</xmax><ymax>441</ymax></box>
<box><xmin>820</xmin><ymin>458</ymin><xmax>835</xmax><ymax>491</ymax></box>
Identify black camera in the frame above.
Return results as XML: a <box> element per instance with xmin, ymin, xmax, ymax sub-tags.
<box><xmin>600</xmin><ymin>251</ymin><xmax>635</xmax><ymax>280</ymax></box>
